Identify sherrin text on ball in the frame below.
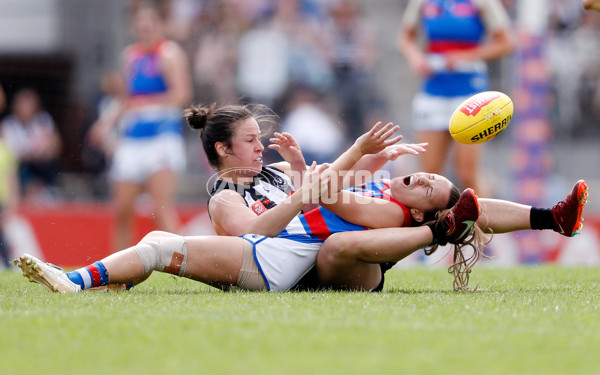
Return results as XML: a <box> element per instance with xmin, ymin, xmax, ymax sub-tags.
<box><xmin>449</xmin><ymin>91</ymin><xmax>513</xmax><ymax>144</ymax></box>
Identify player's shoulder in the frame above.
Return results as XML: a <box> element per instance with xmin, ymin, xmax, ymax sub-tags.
<box><xmin>156</xmin><ymin>39</ymin><xmax>187</xmax><ymax>58</ymax></box>
<box><xmin>208</xmin><ymin>188</ymin><xmax>247</xmax><ymax>212</ymax></box>
<box><xmin>210</xmin><ymin>185</ymin><xmax>245</xmax><ymax>200</ymax></box>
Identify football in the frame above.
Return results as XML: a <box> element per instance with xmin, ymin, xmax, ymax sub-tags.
<box><xmin>449</xmin><ymin>91</ymin><xmax>513</xmax><ymax>144</ymax></box>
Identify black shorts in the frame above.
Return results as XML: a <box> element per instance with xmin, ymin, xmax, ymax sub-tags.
<box><xmin>292</xmin><ymin>262</ymin><xmax>397</xmax><ymax>292</ymax></box>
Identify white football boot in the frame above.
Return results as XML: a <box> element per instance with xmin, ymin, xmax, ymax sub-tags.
<box><xmin>13</xmin><ymin>254</ymin><xmax>81</xmax><ymax>293</ymax></box>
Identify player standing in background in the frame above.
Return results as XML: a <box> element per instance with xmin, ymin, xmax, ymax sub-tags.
<box><xmin>0</xmin><ymin>84</ymin><xmax>5</xmax><ymax>113</ymax></box>
<box><xmin>398</xmin><ymin>0</ymin><xmax>515</xmax><ymax>197</ymax></box>
<box><xmin>89</xmin><ymin>2</ymin><xmax>192</xmax><ymax>251</ymax></box>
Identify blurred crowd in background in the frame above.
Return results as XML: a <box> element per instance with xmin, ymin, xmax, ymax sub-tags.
<box><xmin>0</xmin><ymin>0</ymin><xmax>598</xmax><ymax>204</ymax></box>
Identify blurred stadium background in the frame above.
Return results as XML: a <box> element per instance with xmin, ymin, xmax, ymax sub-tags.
<box><xmin>0</xmin><ymin>0</ymin><xmax>599</xmax><ymax>268</ymax></box>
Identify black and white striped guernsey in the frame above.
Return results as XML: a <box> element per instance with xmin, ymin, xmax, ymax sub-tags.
<box><xmin>208</xmin><ymin>166</ymin><xmax>294</xmax><ymax>215</ymax></box>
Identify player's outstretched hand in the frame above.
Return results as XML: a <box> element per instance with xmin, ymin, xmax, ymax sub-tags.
<box><xmin>268</xmin><ymin>132</ymin><xmax>306</xmax><ymax>167</ymax></box>
<box><xmin>355</xmin><ymin>122</ymin><xmax>403</xmax><ymax>156</ymax></box>
<box><xmin>299</xmin><ymin>162</ymin><xmax>330</xmax><ymax>204</ymax></box>
<box><xmin>380</xmin><ymin>142</ymin><xmax>428</xmax><ymax>161</ymax></box>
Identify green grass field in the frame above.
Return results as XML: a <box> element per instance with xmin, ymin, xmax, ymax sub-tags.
<box><xmin>1</xmin><ymin>265</ymin><xmax>599</xmax><ymax>375</ymax></box>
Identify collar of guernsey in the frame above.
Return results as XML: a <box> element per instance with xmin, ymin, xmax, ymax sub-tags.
<box><xmin>208</xmin><ymin>166</ymin><xmax>294</xmax><ymax>206</ymax></box>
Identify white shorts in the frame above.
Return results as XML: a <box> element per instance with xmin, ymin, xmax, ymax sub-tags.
<box><xmin>110</xmin><ymin>134</ymin><xmax>186</xmax><ymax>183</ymax></box>
<box><xmin>411</xmin><ymin>93</ymin><xmax>471</xmax><ymax>132</ymax></box>
<box><xmin>241</xmin><ymin>234</ymin><xmax>322</xmax><ymax>292</ymax></box>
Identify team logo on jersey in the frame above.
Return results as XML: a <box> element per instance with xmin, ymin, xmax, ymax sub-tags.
<box><xmin>451</xmin><ymin>3</ymin><xmax>477</xmax><ymax>17</ymax></box>
<box><xmin>252</xmin><ymin>197</ymin><xmax>275</xmax><ymax>216</ymax></box>
<box><xmin>252</xmin><ymin>200</ymin><xmax>267</xmax><ymax>215</ymax></box>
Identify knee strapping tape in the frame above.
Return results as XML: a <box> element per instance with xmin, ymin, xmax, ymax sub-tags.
<box><xmin>135</xmin><ymin>235</ymin><xmax>188</xmax><ymax>276</ymax></box>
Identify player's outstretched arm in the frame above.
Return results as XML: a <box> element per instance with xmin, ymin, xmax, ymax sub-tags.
<box><xmin>323</xmin><ymin>121</ymin><xmax>402</xmax><ymax>193</ymax></box>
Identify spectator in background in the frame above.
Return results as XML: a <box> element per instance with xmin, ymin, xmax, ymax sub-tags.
<box><xmin>193</xmin><ymin>0</ymin><xmax>247</xmax><ymax>105</ymax></box>
<box><xmin>547</xmin><ymin>0</ymin><xmax>600</xmax><ymax>137</ymax></box>
<box><xmin>398</xmin><ymin>0</ymin><xmax>515</xmax><ymax>197</ymax></box>
<box><xmin>547</xmin><ymin>0</ymin><xmax>587</xmax><ymax>135</ymax></box>
<box><xmin>280</xmin><ymin>84</ymin><xmax>347</xmax><ymax>164</ymax></box>
<box><xmin>0</xmin><ymin>85</ymin><xmax>18</xmax><ymax>269</ymax></box>
<box><xmin>236</xmin><ymin>0</ymin><xmax>331</xmax><ymax>108</ymax></box>
<box><xmin>0</xmin><ymin>133</ymin><xmax>18</xmax><ymax>269</ymax></box>
<box><xmin>88</xmin><ymin>2</ymin><xmax>192</xmax><ymax>251</ymax></box>
<box><xmin>0</xmin><ymin>88</ymin><xmax>62</xmax><ymax>201</ymax></box>
<box><xmin>164</xmin><ymin>0</ymin><xmax>203</xmax><ymax>52</ymax></box>
<box><xmin>0</xmin><ymin>84</ymin><xmax>5</xmax><ymax>113</ymax></box>
<box><xmin>270</xmin><ymin>0</ymin><xmax>331</xmax><ymax>92</ymax></box>
<box><xmin>322</xmin><ymin>0</ymin><xmax>379</xmax><ymax>141</ymax></box>
<box><xmin>80</xmin><ymin>71</ymin><xmax>125</xmax><ymax>198</ymax></box>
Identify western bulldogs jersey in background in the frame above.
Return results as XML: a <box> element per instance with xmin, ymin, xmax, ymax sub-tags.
<box><xmin>122</xmin><ymin>40</ymin><xmax>184</xmax><ymax>138</ymax></box>
<box><xmin>402</xmin><ymin>0</ymin><xmax>510</xmax><ymax>97</ymax></box>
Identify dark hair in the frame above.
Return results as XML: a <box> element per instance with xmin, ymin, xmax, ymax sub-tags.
<box><xmin>424</xmin><ymin>214</ymin><xmax>490</xmax><ymax>291</ymax></box>
<box><xmin>131</xmin><ymin>0</ymin><xmax>169</xmax><ymax>20</ymax></box>
<box><xmin>183</xmin><ymin>103</ymin><xmax>276</xmax><ymax>168</ymax></box>
<box><xmin>413</xmin><ymin>183</ymin><xmax>488</xmax><ymax>291</ymax></box>
<box><xmin>420</xmin><ymin>184</ymin><xmax>491</xmax><ymax>291</ymax></box>
<box><xmin>420</xmin><ymin>183</ymin><xmax>461</xmax><ymax>224</ymax></box>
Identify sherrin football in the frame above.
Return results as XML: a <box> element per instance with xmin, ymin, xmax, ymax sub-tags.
<box><xmin>449</xmin><ymin>91</ymin><xmax>513</xmax><ymax>144</ymax></box>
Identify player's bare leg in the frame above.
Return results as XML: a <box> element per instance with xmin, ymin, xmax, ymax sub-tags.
<box><xmin>146</xmin><ymin>169</ymin><xmax>180</xmax><ymax>234</ymax></box>
<box><xmin>317</xmin><ymin>226</ymin><xmax>434</xmax><ymax>291</ymax></box>
<box><xmin>477</xmin><ymin>180</ymin><xmax>588</xmax><ymax>236</ymax></box>
<box><xmin>100</xmin><ymin>233</ymin><xmax>246</xmax><ymax>289</ymax></box>
<box><xmin>455</xmin><ymin>142</ymin><xmax>488</xmax><ymax>197</ymax></box>
<box><xmin>477</xmin><ymin>198</ymin><xmax>532</xmax><ymax>233</ymax></box>
<box><xmin>113</xmin><ymin>181</ymin><xmax>142</xmax><ymax>251</ymax></box>
<box><xmin>15</xmin><ymin>231</ymin><xmax>249</xmax><ymax>293</ymax></box>
<box><xmin>417</xmin><ymin>131</ymin><xmax>452</xmax><ymax>175</ymax></box>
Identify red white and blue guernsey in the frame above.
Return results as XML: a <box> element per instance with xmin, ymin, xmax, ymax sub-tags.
<box><xmin>280</xmin><ymin>180</ymin><xmax>412</xmax><ymax>242</ymax></box>
<box><xmin>209</xmin><ymin>169</ymin><xmax>411</xmax><ymax>291</ymax></box>
<box><xmin>121</xmin><ymin>39</ymin><xmax>184</xmax><ymax>138</ymax></box>
<box><xmin>402</xmin><ymin>0</ymin><xmax>511</xmax><ymax>131</ymax></box>
<box><xmin>110</xmin><ymin>40</ymin><xmax>186</xmax><ymax>183</ymax></box>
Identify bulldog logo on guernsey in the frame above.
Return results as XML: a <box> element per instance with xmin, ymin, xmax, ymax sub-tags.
<box><xmin>459</xmin><ymin>92</ymin><xmax>501</xmax><ymax>116</ymax></box>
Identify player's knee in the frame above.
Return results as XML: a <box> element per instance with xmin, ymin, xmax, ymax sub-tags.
<box><xmin>139</xmin><ymin>230</ymin><xmax>172</xmax><ymax>244</ymax></box>
<box><xmin>135</xmin><ymin>234</ymin><xmax>188</xmax><ymax>276</ymax></box>
<box><xmin>320</xmin><ymin>232</ymin><xmax>361</xmax><ymax>263</ymax></box>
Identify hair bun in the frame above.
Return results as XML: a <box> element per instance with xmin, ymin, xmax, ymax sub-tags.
<box><xmin>184</xmin><ymin>104</ymin><xmax>214</xmax><ymax>130</ymax></box>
